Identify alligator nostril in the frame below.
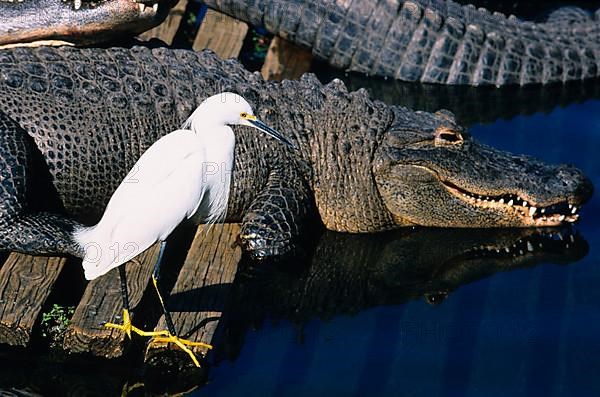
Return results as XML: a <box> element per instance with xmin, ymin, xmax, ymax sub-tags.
<box><xmin>557</xmin><ymin>166</ymin><xmax>594</xmax><ymax>204</ymax></box>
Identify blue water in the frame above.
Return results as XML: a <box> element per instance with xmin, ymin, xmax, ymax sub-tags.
<box><xmin>196</xmin><ymin>100</ymin><xmax>600</xmax><ymax>397</ymax></box>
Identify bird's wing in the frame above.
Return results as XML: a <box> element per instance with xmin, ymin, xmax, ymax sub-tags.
<box><xmin>78</xmin><ymin>129</ymin><xmax>209</xmax><ymax>280</ymax></box>
<box><xmin>109</xmin><ymin>129</ymin><xmax>202</xmax><ymax>200</ymax></box>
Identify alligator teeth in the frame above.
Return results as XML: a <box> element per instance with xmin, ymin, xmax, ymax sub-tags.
<box><xmin>499</xmin><ymin>198</ymin><xmax>504</xmax><ymax>204</ymax></box>
<box><xmin>74</xmin><ymin>0</ymin><xmax>81</xmax><ymax>10</ymax></box>
<box><xmin>523</xmin><ymin>201</ymin><xmax>528</xmax><ymax>207</ymax></box>
<box><xmin>541</xmin><ymin>208</ymin><xmax>545</xmax><ymax>214</ymax></box>
<box><xmin>139</xmin><ymin>3</ymin><xmax>146</xmax><ymax>11</ymax></box>
<box><xmin>527</xmin><ymin>241</ymin><xmax>533</xmax><ymax>252</ymax></box>
<box><xmin>571</xmin><ymin>206</ymin><xmax>577</xmax><ymax>214</ymax></box>
<box><xmin>529</xmin><ymin>207</ymin><xmax>537</xmax><ymax>217</ymax></box>
<box><xmin>153</xmin><ymin>2</ymin><xmax>159</xmax><ymax>12</ymax></box>
<box><xmin>558</xmin><ymin>215</ymin><xmax>565</xmax><ymax>221</ymax></box>
<box><xmin>507</xmin><ymin>199</ymin><xmax>514</xmax><ymax>206</ymax></box>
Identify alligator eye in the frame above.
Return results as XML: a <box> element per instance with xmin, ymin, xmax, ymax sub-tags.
<box><xmin>434</xmin><ymin>126</ymin><xmax>463</xmax><ymax>146</ymax></box>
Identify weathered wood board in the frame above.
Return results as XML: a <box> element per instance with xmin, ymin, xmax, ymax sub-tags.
<box><xmin>145</xmin><ymin>223</ymin><xmax>241</xmax><ymax>360</ymax></box>
<box><xmin>138</xmin><ymin>0</ymin><xmax>189</xmax><ymax>45</ymax></box>
<box><xmin>261</xmin><ymin>36</ymin><xmax>313</xmax><ymax>81</ymax></box>
<box><xmin>193</xmin><ymin>9</ymin><xmax>249</xmax><ymax>59</ymax></box>
<box><xmin>0</xmin><ymin>253</ymin><xmax>66</xmax><ymax>346</ymax></box>
<box><xmin>63</xmin><ymin>244</ymin><xmax>161</xmax><ymax>358</ymax></box>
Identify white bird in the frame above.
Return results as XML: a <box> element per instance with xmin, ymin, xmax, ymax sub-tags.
<box><xmin>73</xmin><ymin>92</ymin><xmax>295</xmax><ymax>366</ymax></box>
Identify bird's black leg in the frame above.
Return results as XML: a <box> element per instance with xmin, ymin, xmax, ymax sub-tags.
<box><xmin>148</xmin><ymin>240</ymin><xmax>212</xmax><ymax>367</ymax></box>
<box><xmin>104</xmin><ymin>265</ymin><xmax>147</xmax><ymax>338</ymax></box>
<box><xmin>151</xmin><ymin>240</ymin><xmax>177</xmax><ymax>335</ymax></box>
<box><xmin>119</xmin><ymin>265</ymin><xmax>130</xmax><ymax>313</ymax></box>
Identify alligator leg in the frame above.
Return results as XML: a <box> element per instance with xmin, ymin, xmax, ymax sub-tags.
<box><xmin>0</xmin><ymin>111</ymin><xmax>83</xmax><ymax>257</ymax></box>
<box><xmin>240</xmin><ymin>165</ymin><xmax>312</xmax><ymax>258</ymax></box>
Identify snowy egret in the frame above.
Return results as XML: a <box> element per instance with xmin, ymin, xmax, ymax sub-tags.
<box><xmin>73</xmin><ymin>92</ymin><xmax>295</xmax><ymax>366</ymax></box>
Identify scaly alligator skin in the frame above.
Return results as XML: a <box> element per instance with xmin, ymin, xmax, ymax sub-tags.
<box><xmin>0</xmin><ymin>46</ymin><xmax>593</xmax><ymax>259</ymax></box>
<box><xmin>0</xmin><ymin>0</ymin><xmax>177</xmax><ymax>47</ymax></box>
<box><xmin>204</xmin><ymin>0</ymin><xmax>600</xmax><ymax>86</ymax></box>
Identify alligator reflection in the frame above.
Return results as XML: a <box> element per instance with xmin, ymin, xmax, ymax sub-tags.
<box><xmin>313</xmin><ymin>64</ymin><xmax>600</xmax><ymax>127</ymax></box>
<box><xmin>217</xmin><ymin>226</ymin><xmax>587</xmax><ymax>361</ymax></box>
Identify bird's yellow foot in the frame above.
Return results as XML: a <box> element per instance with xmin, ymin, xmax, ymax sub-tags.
<box><xmin>147</xmin><ymin>331</ymin><xmax>213</xmax><ymax>367</ymax></box>
<box><xmin>104</xmin><ymin>309</ymin><xmax>149</xmax><ymax>339</ymax></box>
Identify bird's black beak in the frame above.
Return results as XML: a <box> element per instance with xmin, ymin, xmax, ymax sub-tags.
<box><xmin>248</xmin><ymin>119</ymin><xmax>297</xmax><ymax>149</ymax></box>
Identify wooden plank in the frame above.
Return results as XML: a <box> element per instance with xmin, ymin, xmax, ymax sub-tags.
<box><xmin>261</xmin><ymin>36</ymin><xmax>313</xmax><ymax>81</ymax></box>
<box><xmin>145</xmin><ymin>223</ymin><xmax>241</xmax><ymax>360</ymax></box>
<box><xmin>0</xmin><ymin>253</ymin><xmax>66</xmax><ymax>347</ymax></box>
<box><xmin>137</xmin><ymin>0</ymin><xmax>188</xmax><ymax>45</ymax></box>
<box><xmin>63</xmin><ymin>244</ymin><xmax>161</xmax><ymax>358</ymax></box>
<box><xmin>192</xmin><ymin>9</ymin><xmax>248</xmax><ymax>59</ymax></box>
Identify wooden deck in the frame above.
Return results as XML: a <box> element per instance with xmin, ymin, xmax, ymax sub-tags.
<box><xmin>0</xmin><ymin>2</ymin><xmax>312</xmax><ymax>366</ymax></box>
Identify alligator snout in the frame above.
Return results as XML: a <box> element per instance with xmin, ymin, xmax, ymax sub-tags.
<box><xmin>0</xmin><ymin>0</ymin><xmax>178</xmax><ymax>47</ymax></box>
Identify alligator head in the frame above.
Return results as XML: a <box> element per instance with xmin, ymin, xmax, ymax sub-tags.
<box><xmin>373</xmin><ymin>108</ymin><xmax>593</xmax><ymax>228</ymax></box>
<box><xmin>0</xmin><ymin>0</ymin><xmax>177</xmax><ymax>47</ymax></box>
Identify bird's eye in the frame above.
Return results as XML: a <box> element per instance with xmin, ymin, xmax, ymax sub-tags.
<box><xmin>240</xmin><ymin>112</ymin><xmax>248</xmax><ymax>118</ymax></box>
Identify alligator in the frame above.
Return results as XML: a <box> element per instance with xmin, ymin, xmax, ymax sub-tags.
<box><xmin>204</xmin><ymin>0</ymin><xmax>600</xmax><ymax>86</ymax></box>
<box><xmin>0</xmin><ymin>0</ymin><xmax>177</xmax><ymax>48</ymax></box>
<box><xmin>3</xmin><ymin>0</ymin><xmax>600</xmax><ymax>86</ymax></box>
<box><xmin>0</xmin><ymin>45</ymin><xmax>593</xmax><ymax>259</ymax></box>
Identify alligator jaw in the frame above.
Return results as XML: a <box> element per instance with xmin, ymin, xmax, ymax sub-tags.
<box><xmin>442</xmin><ymin>179</ymin><xmax>581</xmax><ymax>227</ymax></box>
<box><xmin>0</xmin><ymin>0</ymin><xmax>176</xmax><ymax>47</ymax></box>
<box><xmin>63</xmin><ymin>0</ymin><xmax>162</xmax><ymax>12</ymax></box>
<box><xmin>375</xmin><ymin>160</ymin><xmax>591</xmax><ymax>229</ymax></box>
